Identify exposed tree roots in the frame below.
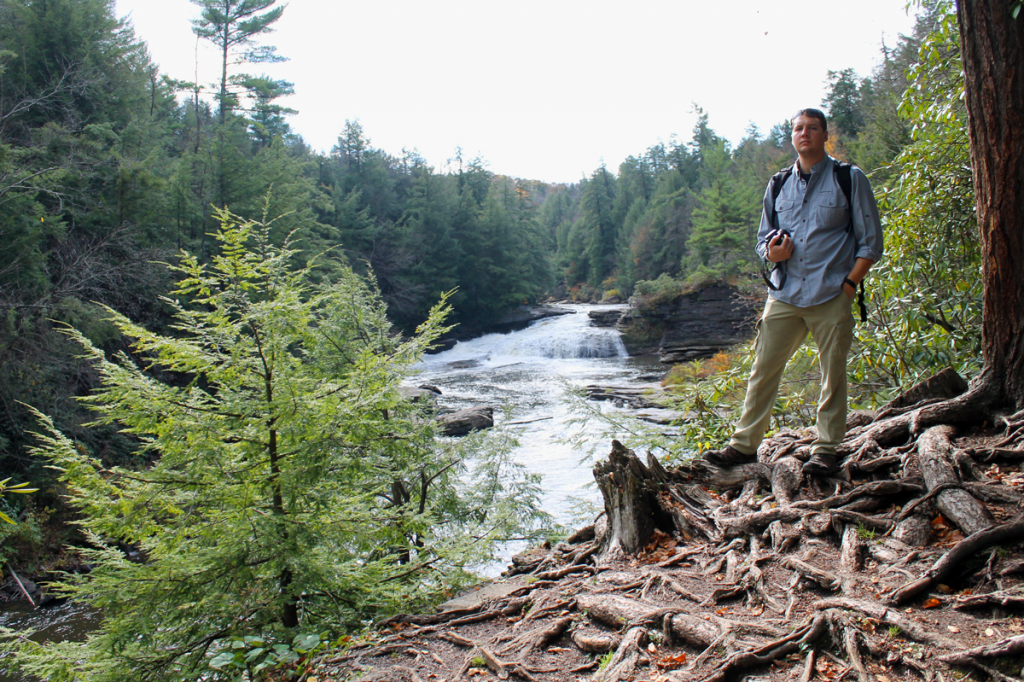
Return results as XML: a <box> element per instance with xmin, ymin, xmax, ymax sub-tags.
<box><xmin>314</xmin><ymin>368</ymin><xmax>1024</xmax><ymax>682</ymax></box>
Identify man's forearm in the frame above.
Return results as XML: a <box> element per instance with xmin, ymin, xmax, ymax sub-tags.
<box><xmin>847</xmin><ymin>258</ymin><xmax>874</xmax><ymax>284</ymax></box>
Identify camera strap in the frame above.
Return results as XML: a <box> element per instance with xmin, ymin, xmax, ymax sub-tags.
<box><xmin>760</xmin><ymin>168</ymin><xmax>793</xmax><ymax>291</ymax></box>
<box><xmin>759</xmin><ymin>247</ymin><xmax>787</xmax><ymax>291</ymax></box>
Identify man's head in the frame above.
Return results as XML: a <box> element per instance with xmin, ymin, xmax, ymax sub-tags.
<box><xmin>792</xmin><ymin>108</ymin><xmax>828</xmax><ymax>132</ymax></box>
<box><xmin>791</xmin><ymin>108</ymin><xmax>829</xmax><ymax>168</ymax></box>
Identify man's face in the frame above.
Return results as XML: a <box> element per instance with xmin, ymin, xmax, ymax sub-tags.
<box><xmin>791</xmin><ymin>115</ymin><xmax>828</xmax><ymax>158</ymax></box>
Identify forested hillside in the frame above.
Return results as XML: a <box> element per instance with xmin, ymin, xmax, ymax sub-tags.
<box><xmin>0</xmin><ymin>0</ymin><xmax>555</xmax><ymax>527</ymax></box>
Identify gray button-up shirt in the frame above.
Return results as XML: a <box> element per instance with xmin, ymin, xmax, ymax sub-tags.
<box><xmin>756</xmin><ymin>155</ymin><xmax>884</xmax><ymax>307</ymax></box>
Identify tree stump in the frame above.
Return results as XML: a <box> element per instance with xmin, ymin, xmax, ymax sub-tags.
<box><xmin>882</xmin><ymin>367</ymin><xmax>968</xmax><ymax>410</ymax></box>
<box><xmin>593</xmin><ymin>440</ymin><xmax>666</xmax><ymax>558</ymax></box>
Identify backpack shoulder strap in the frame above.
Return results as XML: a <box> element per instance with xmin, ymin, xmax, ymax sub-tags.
<box><xmin>768</xmin><ymin>166</ymin><xmax>793</xmax><ymax>229</ymax></box>
<box><xmin>835</xmin><ymin>160</ymin><xmax>869</xmax><ymax>322</ymax></box>
<box><xmin>833</xmin><ymin>160</ymin><xmax>853</xmax><ymax>209</ymax></box>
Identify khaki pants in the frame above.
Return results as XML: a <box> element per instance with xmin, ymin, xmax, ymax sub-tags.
<box><xmin>729</xmin><ymin>293</ymin><xmax>854</xmax><ymax>457</ymax></box>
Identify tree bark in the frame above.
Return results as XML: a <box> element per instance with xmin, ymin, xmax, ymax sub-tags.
<box><xmin>956</xmin><ymin>0</ymin><xmax>1024</xmax><ymax>410</ymax></box>
<box><xmin>917</xmin><ymin>425</ymin><xmax>995</xmax><ymax>535</ymax></box>
<box><xmin>593</xmin><ymin>441</ymin><xmax>663</xmax><ymax>557</ymax></box>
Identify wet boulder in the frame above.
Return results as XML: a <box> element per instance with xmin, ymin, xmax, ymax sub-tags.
<box><xmin>400</xmin><ymin>385</ymin><xmax>443</xmax><ymax>403</ymax></box>
<box><xmin>435</xmin><ymin>405</ymin><xmax>493</xmax><ymax>436</ymax></box>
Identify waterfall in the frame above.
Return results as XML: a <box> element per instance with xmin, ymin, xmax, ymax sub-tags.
<box><xmin>409</xmin><ymin>303</ymin><xmax>663</xmax><ymax>577</ymax></box>
<box><xmin>425</xmin><ymin>306</ymin><xmax>628</xmax><ymax>366</ymax></box>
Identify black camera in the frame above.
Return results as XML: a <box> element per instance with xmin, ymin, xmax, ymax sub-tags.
<box><xmin>763</xmin><ymin>228</ymin><xmax>791</xmax><ymax>251</ymax></box>
<box><xmin>760</xmin><ymin>229</ymin><xmax>791</xmax><ymax>291</ymax></box>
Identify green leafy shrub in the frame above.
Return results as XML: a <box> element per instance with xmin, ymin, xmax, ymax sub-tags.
<box><xmin>208</xmin><ymin>632</ymin><xmax>332</xmax><ymax>680</ymax></box>
<box><xmin>849</xmin><ymin>2</ymin><xmax>981</xmax><ymax>402</ymax></box>
<box><xmin>630</xmin><ymin>274</ymin><xmax>688</xmax><ymax>310</ymax></box>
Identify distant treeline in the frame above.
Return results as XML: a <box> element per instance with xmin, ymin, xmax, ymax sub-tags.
<box><xmin>0</xmin><ymin>0</ymin><xmax>558</xmax><ymax>504</ymax></box>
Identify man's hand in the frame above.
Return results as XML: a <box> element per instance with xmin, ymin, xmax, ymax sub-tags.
<box><xmin>842</xmin><ymin>280</ymin><xmax>856</xmax><ymax>300</ymax></box>
<box><xmin>844</xmin><ymin>259</ymin><xmax>874</xmax><ymax>301</ymax></box>
<box><xmin>767</xmin><ymin>232</ymin><xmax>794</xmax><ymax>263</ymax></box>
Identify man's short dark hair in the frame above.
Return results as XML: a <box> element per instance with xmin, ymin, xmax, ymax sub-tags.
<box><xmin>792</xmin><ymin>108</ymin><xmax>828</xmax><ymax>132</ymax></box>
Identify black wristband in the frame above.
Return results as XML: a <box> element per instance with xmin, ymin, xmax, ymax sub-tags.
<box><xmin>843</xmin><ymin>277</ymin><xmax>858</xmax><ymax>290</ymax></box>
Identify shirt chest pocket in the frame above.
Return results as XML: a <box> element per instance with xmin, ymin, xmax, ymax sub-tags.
<box><xmin>775</xmin><ymin>198</ymin><xmax>796</xmax><ymax>214</ymax></box>
<box><xmin>815</xmin><ymin>190</ymin><xmax>848</xmax><ymax>229</ymax></box>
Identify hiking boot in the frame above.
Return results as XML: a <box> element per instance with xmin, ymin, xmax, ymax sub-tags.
<box><xmin>702</xmin><ymin>445</ymin><xmax>756</xmax><ymax>467</ymax></box>
<box><xmin>802</xmin><ymin>452</ymin><xmax>840</xmax><ymax>476</ymax></box>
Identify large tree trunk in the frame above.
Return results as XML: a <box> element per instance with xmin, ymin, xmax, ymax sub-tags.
<box><xmin>956</xmin><ymin>0</ymin><xmax>1024</xmax><ymax>410</ymax></box>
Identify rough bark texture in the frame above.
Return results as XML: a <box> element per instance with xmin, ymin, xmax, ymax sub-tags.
<box><xmin>917</xmin><ymin>425</ymin><xmax>995</xmax><ymax>535</ymax></box>
<box><xmin>883</xmin><ymin>367</ymin><xmax>969</xmax><ymax>410</ymax></box>
<box><xmin>957</xmin><ymin>0</ymin><xmax>1024</xmax><ymax>410</ymax></box>
<box><xmin>593</xmin><ymin>440</ymin><xmax>666</xmax><ymax>557</ymax></box>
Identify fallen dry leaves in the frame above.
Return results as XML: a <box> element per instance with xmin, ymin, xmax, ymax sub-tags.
<box><xmin>654</xmin><ymin>652</ymin><xmax>687</xmax><ymax>671</ymax></box>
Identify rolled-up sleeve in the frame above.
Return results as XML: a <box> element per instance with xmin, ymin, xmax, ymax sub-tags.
<box><xmin>851</xmin><ymin>168</ymin><xmax>884</xmax><ymax>263</ymax></box>
<box><xmin>754</xmin><ymin>182</ymin><xmax>775</xmax><ymax>261</ymax></box>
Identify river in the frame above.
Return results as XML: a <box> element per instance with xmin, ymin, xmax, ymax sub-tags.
<box><xmin>0</xmin><ymin>303</ymin><xmax>667</xmax><ymax>664</ymax></box>
<box><xmin>412</xmin><ymin>303</ymin><xmax>667</xmax><ymax>569</ymax></box>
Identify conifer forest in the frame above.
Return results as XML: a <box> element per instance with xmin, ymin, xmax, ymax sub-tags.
<box><xmin>1</xmin><ymin>0</ymin><xmax>1023</xmax><ymax>680</ymax></box>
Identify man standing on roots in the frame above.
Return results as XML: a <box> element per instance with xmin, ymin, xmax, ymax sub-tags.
<box><xmin>702</xmin><ymin>108</ymin><xmax>884</xmax><ymax>476</ymax></box>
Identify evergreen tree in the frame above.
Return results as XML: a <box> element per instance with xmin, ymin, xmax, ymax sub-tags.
<box><xmin>3</xmin><ymin>211</ymin><xmax>547</xmax><ymax>682</ymax></box>
<box><xmin>190</xmin><ymin>0</ymin><xmax>286</xmax><ymax>124</ymax></box>
<box><xmin>578</xmin><ymin>166</ymin><xmax>618</xmax><ymax>287</ymax></box>
<box><xmin>400</xmin><ymin>161</ymin><xmax>460</xmax><ymax>325</ymax></box>
<box><xmin>684</xmin><ymin>139</ymin><xmax>757</xmax><ymax>281</ymax></box>
<box><xmin>823</xmin><ymin>68</ymin><xmax>868</xmax><ymax>139</ymax></box>
<box><xmin>689</xmin><ymin>105</ymin><xmax>720</xmax><ymax>172</ymax></box>
<box><xmin>238</xmin><ymin>75</ymin><xmax>296</xmax><ymax>149</ymax></box>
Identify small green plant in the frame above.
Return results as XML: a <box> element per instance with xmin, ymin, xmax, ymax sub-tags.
<box><xmin>208</xmin><ymin>632</ymin><xmax>330</xmax><ymax>678</ymax></box>
<box><xmin>856</xmin><ymin>523</ymin><xmax>877</xmax><ymax>540</ymax></box>
<box><xmin>0</xmin><ymin>479</ymin><xmax>37</xmax><ymax>524</ymax></box>
<box><xmin>470</xmin><ymin>655</ymin><xmax>486</xmax><ymax>668</ymax></box>
<box><xmin>598</xmin><ymin>650</ymin><xmax>615</xmax><ymax>670</ymax></box>
<box><xmin>888</xmin><ymin>625</ymin><xmax>901</xmax><ymax>638</ymax></box>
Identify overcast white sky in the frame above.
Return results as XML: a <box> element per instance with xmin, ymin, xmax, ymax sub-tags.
<box><xmin>114</xmin><ymin>0</ymin><xmax>918</xmax><ymax>184</ymax></box>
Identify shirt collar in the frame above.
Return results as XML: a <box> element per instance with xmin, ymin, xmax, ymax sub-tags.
<box><xmin>792</xmin><ymin>155</ymin><xmax>833</xmax><ymax>175</ymax></box>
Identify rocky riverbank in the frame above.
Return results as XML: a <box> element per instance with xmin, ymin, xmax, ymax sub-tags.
<box><xmin>586</xmin><ymin>285</ymin><xmax>759</xmax><ymax>363</ymax></box>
